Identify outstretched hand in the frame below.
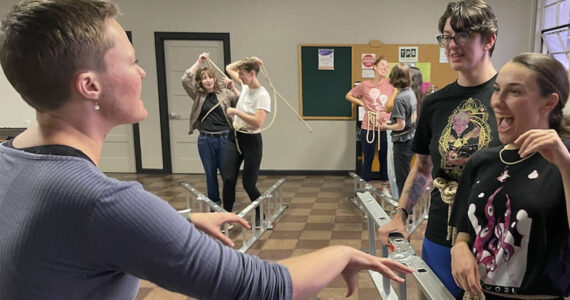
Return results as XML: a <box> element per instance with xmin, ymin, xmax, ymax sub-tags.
<box><xmin>341</xmin><ymin>249</ymin><xmax>412</xmax><ymax>297</ymax></box>
<box><xmin>515</xmin><ymin>129</ymin><xmax>570</xmax><ymax>168</ymax></box>
<box><xmin>190</xmin><ymin>212</ymin><xmax>250</xmax><ymax>247</ymax></box>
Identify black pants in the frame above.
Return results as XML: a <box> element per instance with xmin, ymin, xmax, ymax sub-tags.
<box><xmin>222</xmin><ymin>131</ymin><xmax>262</xmax><ymax>212</ymax></box>
<box><xmin>392</xmin><ymin>139</ymin><xmax>414</xmax><ymax>195</ymax></box>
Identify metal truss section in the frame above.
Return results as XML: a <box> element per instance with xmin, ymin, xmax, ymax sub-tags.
<box><xmin>356</xmin><ymin>191</ymin><xmax>454</xmax><ymax>300</ymax></box>
<box><xmin>348</xmin><ymin>172</ymin><xmax>430</xmax><ymax>234</ymax></box>
<box><xmin>178</xmin><ymin>178</ymin><xmax>288</xmax><ymax>253</ymax></box>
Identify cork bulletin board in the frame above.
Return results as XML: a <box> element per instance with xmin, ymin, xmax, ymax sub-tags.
<box><xmin>299</xmin><ymin>42</ymin><xmax>456</xmax><ymax>120</ymax></box>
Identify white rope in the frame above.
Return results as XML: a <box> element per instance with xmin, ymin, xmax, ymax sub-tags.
<box><xmin>365</xmin><ymin>111</ymin><xmax>380</xmax><ymax>151</ymax></box>
<box><xmin>205</xmin><ymin>57</ymin><xmax>313</xmax><ymax>134</ymax></box>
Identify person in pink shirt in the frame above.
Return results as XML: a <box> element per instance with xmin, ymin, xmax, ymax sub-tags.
<box><xmin>346</xmin><ymin>56</ymin><xmax>395</xmax><ymax>192</ymax></box>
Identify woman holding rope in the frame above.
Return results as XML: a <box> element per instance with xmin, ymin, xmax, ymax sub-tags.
<box><xmin>345</xmin><ymin>56</ymin><xmax>395</xmax><ymax>194</ymax></box>
<box><xmin>182</xmin><ymin>53</ymin><xmax>239</xmax><ymax>206</ymax></box>
<box><xmin>223</xmin><ymin>57</ymin><xmax>271</xmax><ymax>226</ymax></box>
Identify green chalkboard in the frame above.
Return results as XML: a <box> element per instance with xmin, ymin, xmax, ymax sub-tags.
<box><xmin>299</xmin><ymin>45</ymin><xmax>353</xmax><ymax>119</ymax></box>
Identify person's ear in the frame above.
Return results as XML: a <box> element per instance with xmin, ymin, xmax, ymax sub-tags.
<box><xmin>75</xmin><ymin>71</ymin><xmax>101</xmax><ymax>100</ymax></box>
<box><xmin>542</xmin><ymin>92</ymin><xmax>560</xmax><ymax>113</ymax></box>
<box><xmin>483</xmin><ymin>33</ymin><xmax>497</xmax><ymax>52</ymax></box>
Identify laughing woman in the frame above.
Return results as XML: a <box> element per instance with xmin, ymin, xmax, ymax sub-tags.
<box><xmin>345</xmin><ymin>56</ymin><xmax>394</xmax><ymax>191</ymax></box>
<box><xmin>450</xmin><ymin>53</ymin><xmax>570</xmax><ymax>299</ymax></box>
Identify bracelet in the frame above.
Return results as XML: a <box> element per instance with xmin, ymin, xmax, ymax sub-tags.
<box><xmin>392</xmin><ymin>207</ymin><xmax>409</xmax><ymax>219</ymax></box>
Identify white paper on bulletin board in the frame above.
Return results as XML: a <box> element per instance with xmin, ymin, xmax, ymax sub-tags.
<box><xmin>361</xmin><ymin>53</ymin><xmax>376</xmax><ymax>78</ymax></box>
<box><xmin>399</xmin><ymin>46</ymin><xmax>418</xmax><ymax>63</ymax></box>
<box><xmin>358</xmin><ymin>106</ymin><xmax>365</xmax><ymax>121</ymax></box>
<box><xmin>439</xmin><ymin>48</ymin><xmax>448</xmax><ymax>63</ymax></box>
<box><xmin>318</xmin><ymin>48</ymin><xmax>334</xmax><ymax>70</ymax></box>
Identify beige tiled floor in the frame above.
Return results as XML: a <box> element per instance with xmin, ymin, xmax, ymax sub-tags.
<box><xmin>107</xmin><ymin>173</ymin><xmax>426</xmax><ymax>300</ymax></box>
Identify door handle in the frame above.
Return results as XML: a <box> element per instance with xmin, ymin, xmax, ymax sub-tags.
<box><xmin>169</xmin><ymin>112</ymin><xmax>181</xmax><ymax>120</ymax></box>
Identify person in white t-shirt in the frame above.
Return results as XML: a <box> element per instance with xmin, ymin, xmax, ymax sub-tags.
<box><xmin>223</xmin><ymin>57</ymin><xmax>271</xmax><ymax>226</ymax></box>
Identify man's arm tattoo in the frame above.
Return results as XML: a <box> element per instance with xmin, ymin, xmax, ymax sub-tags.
<box><xmin>404</xmin><ymin>176</ymin><xmax>427</xmax><ymax>211</ymax></box>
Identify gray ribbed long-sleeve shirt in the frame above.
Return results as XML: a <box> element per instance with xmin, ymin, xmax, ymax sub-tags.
<box><xmin>0</xmin><ymin>143</ymin><xmax>292</xmax><ymax>299</ymax></box>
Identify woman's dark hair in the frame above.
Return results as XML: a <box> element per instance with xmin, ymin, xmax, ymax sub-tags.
<box><xmin>410</xmin><ymin>67</ymin><xmax>424</xmax><ymax>115</ymax></box>
<box><xmin>438</xmin><ymin>0</ymin><xmax>498</xmax><ymax>56</ymax></box>
<box><xmin>512</xmin><ymin>53</ymin><xmax>570</xmax><ymax>137</ymax></box>
<box><xmin>389</xmin><ymin>63</ymin><xmax>411</xmax><ymax>89</ymax></box>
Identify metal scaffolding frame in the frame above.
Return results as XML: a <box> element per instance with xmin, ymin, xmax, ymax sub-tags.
<box><xmin>178</xmin><ymin>178</ymin><xmax>288</xmax><ymax>253</ymax></box>
<box><xmin>348</xmin><ymin>172</ymin><xmax>430</xmax><ymax>235</ymax></box>
<box><xmin>355</xmin><ymin>191</ymin><xmax>454</xmax><ymax>300</ymax></box>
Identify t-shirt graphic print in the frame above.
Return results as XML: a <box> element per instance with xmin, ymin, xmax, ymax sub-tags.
<box><xmin>438</xmin><ymin>97</ymin><xmax>493</xmax><ymax>179</ymax></box>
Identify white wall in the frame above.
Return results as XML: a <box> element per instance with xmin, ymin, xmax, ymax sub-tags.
<box><xmin>0</xmin><ymin>0</ymin><xmax>537</xmax><ymax>171</ymax></box>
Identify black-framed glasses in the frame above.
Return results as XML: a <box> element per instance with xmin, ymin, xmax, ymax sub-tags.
<box><xmin>436</xmin><ymin>32</ymin><xmax>470</xmax><ymax>47</ymax></box>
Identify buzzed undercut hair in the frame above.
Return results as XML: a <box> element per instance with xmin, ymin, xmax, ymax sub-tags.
<box><xmin>0</xmin><ymin>0</ymin><xmax>119</xmax><ymax>111</ymax></box>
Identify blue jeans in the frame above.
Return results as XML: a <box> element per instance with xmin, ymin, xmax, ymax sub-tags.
<box><xmin>197</xmin><ymin>131</ymin><xmax>229</xmax><ymax>203</ymax></box>
<box><xmin>359</xmin><ymin>129</ymin><xmax>388</xmax><ymax>182</ymax></box>
<box><xmin>422</xmin><ymin>238</ymin><xmax>462</xmax><ymax>297</ymax></box>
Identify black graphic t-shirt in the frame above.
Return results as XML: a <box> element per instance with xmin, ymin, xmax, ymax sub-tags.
<box><xmin>413</xmin><ymin>75</ymin><xmax>501</xmax><ymax>246</ymax></box>
<box><xmin>451</xmin><ymin>142</ymin><xmax>570</xmax><ymax>297</ymax></box>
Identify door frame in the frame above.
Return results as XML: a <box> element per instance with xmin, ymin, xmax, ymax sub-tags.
<box><xmin>153</xmin><ymin>32</ymin><xmax>231</xmax><ymax>173</ymax></box>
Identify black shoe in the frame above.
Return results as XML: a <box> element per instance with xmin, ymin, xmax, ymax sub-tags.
<box><xmin>255</xmin><ymin>213</ymin><xmax>267</xmax><ymax>229</ymax></box>
<box><xmin>255</xmin><ymin>214</ymin><xmax>261</xmax><ymax>229</ymax></box>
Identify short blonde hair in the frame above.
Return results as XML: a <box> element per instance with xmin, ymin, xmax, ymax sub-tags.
<box><xmin>237</xmin><ymin>57</ymin><xmax>260</xmax><ymax>75</ymax></box>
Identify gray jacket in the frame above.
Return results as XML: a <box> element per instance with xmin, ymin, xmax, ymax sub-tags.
<box><xmin>181</xmin><ymin>70</ymin><xmax>238</xmax><ymax>134</ymax></box>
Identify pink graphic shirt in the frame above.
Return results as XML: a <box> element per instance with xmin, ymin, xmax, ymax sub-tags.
<box><xmin>350</xmin><ymin>79</ymin><xmax>394</xmax><ymax>130</ymax></box>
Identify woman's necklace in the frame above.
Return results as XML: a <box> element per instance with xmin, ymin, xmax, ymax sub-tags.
<box><xmin>499</xmin><ymin>145</ymin><xmax>537</xmax><ymax>165</ymax></box>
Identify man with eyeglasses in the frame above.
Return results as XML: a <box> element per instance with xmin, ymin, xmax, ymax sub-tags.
<box><xmin>378</xmin><ymin>0</ymin><xmax>501</xmax><ymax>297</ymax></box>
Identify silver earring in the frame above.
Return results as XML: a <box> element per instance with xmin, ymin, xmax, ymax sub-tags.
<box><xmin>94</xmin><ymin>102</ymin><xmax>100</xmax><ymax>111</ymax></box>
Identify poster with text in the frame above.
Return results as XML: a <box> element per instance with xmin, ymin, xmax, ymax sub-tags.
<box><xmin>361</xmin><ymin>53</ymin><xmax>376</xmax><ymax>78</ymax></box>
<box><xmin>318</xmin><ymin>48</ymin><xmax>334</xmax><ymax>70</ymax></box>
